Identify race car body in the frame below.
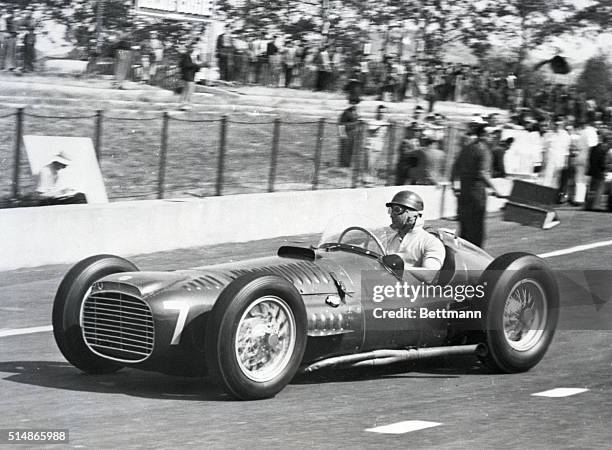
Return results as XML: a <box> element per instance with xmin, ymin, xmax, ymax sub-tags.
<box><xmin>53</xmin><ymin>221</ymin><xmax>559</xmax><ymax>400</ymax></box>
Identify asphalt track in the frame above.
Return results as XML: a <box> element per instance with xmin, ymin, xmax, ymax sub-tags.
<box><xmin>1</xmin><ymin>208</ymin><xmax>611</xmax><ymax>448</ymax></box>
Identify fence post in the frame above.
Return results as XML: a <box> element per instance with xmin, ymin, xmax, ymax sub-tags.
<box><xmin>12</xmin><ymin>107</ymin><xmax>24</xmax><ymax>199</ymax></box>
<box><xmin>385</xmin><ymin>121</ymin><xmax>396</xmax><ymax>186</ymax></box>
<box><xmin>157</xmin><ymin>112</ymin><xmax>169</xmax><ymax>199</ymax></box>
<box><xmin>351</xmin><ymin>120</ymin><xmax>365</xmax><ymax>188</ymax></box>
<box><xmin>94</xmin><ymin>109</ymin><xmax>103</xmax><ymax>161</ymax></box>
<box><xmin>216</xmin><ymin>115</ymin><xmax>227</xmax><ymax>196</ymax></box>
<box><xmin>312</xmin><ymin>118</ymin><xmax>325</xmax><ymax>190</ymax></box>
<box><xmin>268</xmin><ymin>118</ymin><xmax>281</xmax><ymax>193</ymax></box>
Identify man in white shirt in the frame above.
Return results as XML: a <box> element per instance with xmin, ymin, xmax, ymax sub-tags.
<box><xmin>36</xmin><ymin>154</ymin><xmax>78</xmax><ymax>199</ymax></box>
<box><xmin>542</xmin><ymin>116</ymin><xmax>571</xmax><ymax>190</ymax></box>
<box><xmin>383</xmin><ymin>190</ymin><xmax>446</xmax><ymax>284</ymax></box>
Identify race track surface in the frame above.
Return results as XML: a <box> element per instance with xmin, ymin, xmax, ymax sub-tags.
<box><xmin>1</xmin><ymin>209</ymin><xmax>611</xmax><ymax>448</ymax></box>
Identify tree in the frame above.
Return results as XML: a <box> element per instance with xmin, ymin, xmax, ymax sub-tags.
<box><xmin>576</xmin><ymin>55</ymin><xmax>612</xmax><ymax>106</ymax></box>
<box><xmin>473</xmin><ymin>0</ymin><xmax>578</xmax><ymax>69</ymax></box>
<box><xmin>569</xmin><ymin>1</ymin><xmax>612</xmax><ymax>33</ymax></box>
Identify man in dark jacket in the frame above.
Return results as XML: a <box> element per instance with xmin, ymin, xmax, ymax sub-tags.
<box><xmin>22</xmin><ymin>27</ymin><xmax>36</xmax><ymax>72</ymax></box>
<box><xmin>179</xmin><ymin>42</ymin><xmax>200</xmax><ymax>110</ymax></box>
<box><xmin>585</xmin><ymin>128</ymin><xmax>610</xmax><ymax>211</ymax></box>
<box><xmin>338</xmin><ymin>103</ymin><xmax>359</xmax><ymax>167</ymax></box>
<box><xmin>450</xmin><ymin>117</ymin><xmax>501</xmax><ymax>248</ymax></box>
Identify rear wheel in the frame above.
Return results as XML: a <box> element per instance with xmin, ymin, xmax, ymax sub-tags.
<box><xmin>478</xmin><ymin>253</ymin><xmax>559</xmax><ymax>373</ymax></box>
<box><xmin>52</xmin><ymin>254</ymin><xmax>139</xmax><ymax>374</ymax></box>
<box><xmin>205</xmin><ymin>273</ymin><xmax>307</xmax><ymax>400</ymax></box>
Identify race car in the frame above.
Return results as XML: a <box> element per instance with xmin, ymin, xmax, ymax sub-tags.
<box><xmin>52</xmin><ymin>216</ymin><xmax>559</xmax><ymax>400</ymax></box>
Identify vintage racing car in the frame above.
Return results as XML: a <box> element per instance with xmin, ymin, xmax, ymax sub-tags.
<box><xmin>52</xmin><ymin>217</ymin><xmax>559</xmax><ymax>400</ymax></box>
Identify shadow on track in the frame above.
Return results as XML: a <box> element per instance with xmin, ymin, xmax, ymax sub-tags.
<box><xmin>0</xmin><ymin>355</ymin><xmax>493</xmax><ymax>400</ymax></box>
<box><xmin>0</xmin><ymin>360</ymin><xmax>234</xmax><ymax>402</ymax></box>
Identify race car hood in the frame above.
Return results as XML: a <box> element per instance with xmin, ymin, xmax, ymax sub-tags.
<box><xmin>98</xmin><ymin>252</ymin><xmax>352</xmax><ymax>299</ymax></box>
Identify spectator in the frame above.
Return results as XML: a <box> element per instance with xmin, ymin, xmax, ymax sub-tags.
<box><xmin>566</xmin><ymin>121</ymin><xmax>588</xmax><ymax>205</ymax></box>
<box><xmin>414</xmin><ymin>141</ymin><xmax>445</xmax><ymax>185</ymax></box>
<box><xmin>450</xmin><ymin>116</ymin><xmax>501</xmax><ymax>248</ymax></box>
<box><xmin>315</xmin><ymin>45</ymin><xmax>332</xmax><ymax>91</ymax></box>
<box><xmin>232</xmin><ymin>32</ymin><xmax>249</xmax><ymax>84</ymax></box>
<box><xmin>293</xmin><ymin>39</ymin><xmax>305</xmax><ymax>87</ymax></box>
<box><xmin>395</xmin><ymin>122</ymin><xmax>424</xmax><ymax>185</ymax></box>
<box><xmin>542</xmin><ymin>116</ymin><xmax>571</xmax><ymax>201</ymax></box>
<box><xmin>178</xmin><ymin>41</ymin><xmax>200</xmax><ymax>111</ymax></box>
<box><xmin>302</xmin><ymin>45</ymin><xmax>317</xmax><ymax>90</ymax></box>
<box><xmin>338</xmin><ymin>102</ymin><xmax>360</xmax><ymax>167</ymax></box>
<box><xmin>282</xmin><ymin>40</ymin><xmax>297</xmax><ymax>88</ymax></box>
<box><xmin>425</xmin><ymin>69</ymin><xmax>437</xmax><ymax>112</ymax></box>
<box><xmin>36</xmin><ymin>154</ymin><xmax>86</xmax><ymax>205</ymax></box>
<box><xmin>148</xmin><ymin>30</ymin><xmax>164</xmax><ymax>84</ymax></box>
<box><xmin>407</xmin><ymin>116</ymin><xmax>446</xmax><ymax>185</ymax></box>
<box><xmin>3</xmin><ymin>9</ymin><xmax>16</xmax><ymax>72</ymax></box>
<box><xmin>22</xmin><ymin>26</ymin><xmax>35</xmax><ymax>72</ymax></box>
<box><xmin>363</xmin><ymin>105</ymin><xmax>389</xmax><ymax>183</ymax></box>
<box><xmin>266</xmin><ymin>35</ymin><xmax>280</xmax><ymax>86</ymax></box>
<box><xmin>216</xmin><ymin>30</ymin><xmax>232</xmax><ymax>81</ymax></box>
<box><xmin>251</xmin><ymin>33</ymin><xmax>266</xmax><ymax>84</ymax></box>
<box><xmin>113</xmin><ymin>31</ymin><xmax>132</xmax><ymax>89</ymax></box>
<box><xmin>344</xmin><ymin>69</ymin><xmax>363</xmax><ymax>105</ymax></box>
<box><xmin>331</xmin><ymin>46</ymin><xmax>345</xmax><ymax>91</ymax></box>
<box><xmin>585</xmin><ymin>128</ymin><xmax>610</xmax><ymax>211</ymax></box>
<box><xmin>491</xmin><ymin>132</ymin><xmax>512</xmax><ymax>178</ymax></box>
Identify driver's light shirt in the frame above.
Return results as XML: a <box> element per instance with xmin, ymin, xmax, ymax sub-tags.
<box><xmin>384</xmin><ymin>227</ymin><xmax>445</xmax><ymax>270</ymax></box>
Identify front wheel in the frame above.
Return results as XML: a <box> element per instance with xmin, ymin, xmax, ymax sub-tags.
<box><xmin>478</xmin><ymin>253</ymin><xmax>559</xmax><ymax>373</ymax></box>
<box><xmin>52</xmin><ymin>254</ymin><xmax>139</xmax><ymax>374</ymax></box>
<box><xmin>205</xmin><ymin>273</ymin><xmax>307</xmax><ymax>400</ymax></box>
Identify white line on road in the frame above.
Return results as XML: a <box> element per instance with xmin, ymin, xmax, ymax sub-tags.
<box><xmin>365</xmin><ymin>420</ymin><xmax>442</xmax><ymax>434</ymax></box>
<box><xmin>537</xmin><ymin>239</ymin><xmax>612</xmax><ymax>259</ymax></box>
<box><xmin>531</xmin><ymin>388</ymin><xmax>590</xmax><ymax>397</ymax></box>
<box><xmin>0</xmin><ymin>325</ymin><xmax>53</xmax><ymax>337</ymax></box>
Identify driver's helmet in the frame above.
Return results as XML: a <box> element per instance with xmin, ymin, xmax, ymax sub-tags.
<box><xmin>386</xmin><ymin>190</ymin><xmax>424</xmax><ymax>212</ymax></box>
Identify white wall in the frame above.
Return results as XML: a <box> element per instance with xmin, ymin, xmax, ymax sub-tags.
<box><xmin>0</xmin><ymin>184</ymin><xmax>508</xmax><ymax>271</ymax></box>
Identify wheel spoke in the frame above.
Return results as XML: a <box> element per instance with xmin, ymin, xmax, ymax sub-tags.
<box><xmin>503</xmin><ymin>279</ymin><xmax>547</xmax><ymax>351</ymax></box>
<box><xmin>234</xmin><ymin>296</ymin><xmax>297</xmax><ymax>383</ymax></box>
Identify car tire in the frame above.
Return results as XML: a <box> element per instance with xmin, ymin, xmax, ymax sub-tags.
<box><xmin>205</xmin><ymin>273</ymin><xmax>307</xmax><ymax>400</ymax></box>
<box><xmin>477</xmin><ymin>252</ymin><xmax>559</xmax><ymax>373</ymax></box>
<box><xmin>52</xmin><ymin>254</ymin><xmax>139</xmax><ymax>374</ymax></box>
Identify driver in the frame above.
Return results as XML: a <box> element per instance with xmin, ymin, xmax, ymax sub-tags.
<box><xmin>384</xmin><ymin>190</ymin><xmax>446</xmax><ymax>284</ymax></box>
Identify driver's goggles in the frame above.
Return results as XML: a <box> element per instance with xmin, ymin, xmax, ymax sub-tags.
<box><xmin>388</xmin><ymin>205</ymin><xmax>413</xmax><ymax>215</ymax></box>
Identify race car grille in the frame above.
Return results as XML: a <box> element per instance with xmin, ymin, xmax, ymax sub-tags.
<box><xmin>81</xmin><ymin>289</ymin><xmax>154</xmax><ymax>362</ymax></box>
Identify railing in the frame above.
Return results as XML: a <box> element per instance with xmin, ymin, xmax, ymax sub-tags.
<box><xmin>0</xmin><ymin>107</ymin><xmax>463</xmax><ymax>205</ymax></box>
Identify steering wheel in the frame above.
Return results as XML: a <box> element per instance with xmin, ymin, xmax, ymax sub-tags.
<box><xmin>337</xmin><ymin>226</ymin><xmax>386</xmax><ymax>256</ymax></box>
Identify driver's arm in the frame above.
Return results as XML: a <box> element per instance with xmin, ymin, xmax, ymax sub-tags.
<box><xmin>399</xmin><ymin>238</ymin><xmax>445</xmax><ymax>284</ymax></box>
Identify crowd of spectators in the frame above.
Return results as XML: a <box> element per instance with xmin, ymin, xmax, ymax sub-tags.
<box><xmin>208</xmin><ymin>30</ymin><xmax>526</xmax><ymax>111</ymax></box>
<box><xmin>3</xmin><ymin>10</ymin><xmax>611</xmax><ymax>211</ymax></box>
<box><xmin>387</xmin><ymin>106</ymin><xmax>612</xmax><ymax>211</ymax></box>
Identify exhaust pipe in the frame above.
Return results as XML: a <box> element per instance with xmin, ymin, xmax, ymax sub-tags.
<box><xmin>301</xmin><ymin>344</ymin><xmax>486</xmax><ymax>373</ymax></box>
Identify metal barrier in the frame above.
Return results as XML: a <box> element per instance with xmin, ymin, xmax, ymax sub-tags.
<box><xmin>0</xmin><ymin>107</ymin><xmax>463</xmax><ymax>204</ymax></box>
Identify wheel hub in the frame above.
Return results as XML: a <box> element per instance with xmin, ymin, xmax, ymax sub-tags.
<box><xmin>235</xmin><ymin>296</ymin><xmax>296</xmax><ymax>382</ymax></box>
<box><xmin>503</xmin><ymin>279</ymin><xmax>547</xmax><ymax>351</ymax></box>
